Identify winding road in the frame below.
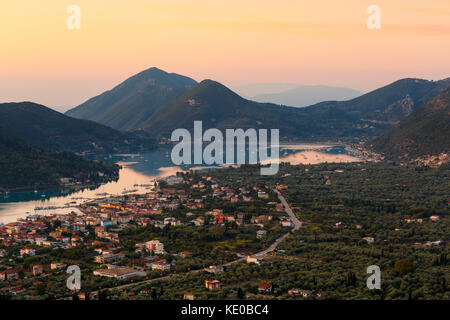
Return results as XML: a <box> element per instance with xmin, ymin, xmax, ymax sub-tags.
<box><xmin>94</xmin><ymin>188</ymin><xmax>301</xmax><ymax>294</ymax></box>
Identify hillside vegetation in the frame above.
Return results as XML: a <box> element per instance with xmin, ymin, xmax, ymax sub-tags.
<box><xmin>0</xmin><ymin>126</ymin><xmax>119</xmax><ymax>191</ymax></box>
<box><xmin>371</xmin><ymin>87</ymin><xmax>450</xmax><ymax>166</ymax></box>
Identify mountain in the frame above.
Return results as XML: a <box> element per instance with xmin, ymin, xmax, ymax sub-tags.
<box><xmin>142</xmin><ymin>77</ymin><xmax>450</xmax><ymax>141</ymax></box>
<box><xmin>233</xmin><ymin>83</ymin><xmax>299</xmax><ymax>98</ymax></box>
<box><xmin>251</xmin><ymin>85</ymin><xmax>362</xmax><ymax>108</ymax></box>
<box><xmin>370</xmin><ymin>87</ymin><xmax>450</xmax><ymax>167</ymax></box>
<box><xmin>141</xmin><ymin>80</ymin><xmax>312</xmax><ymax>140</ymax></box>
<box><xmin>0</xmin><ymin>102</ymin><xmax>154</xmax><ymax>154</ymax></box>
<box><xmin>66</xmin><ymin>67</ymin><xmax>198</xmax><ymax>131</ymax></box>
<box><xmin>0</xmin><ymin>126</ymin><xmax>119</xmax><ymax>191</ymax></box>
<box><xmin>65</xmin><ymin>66</ymin><xmax>450</xmax><ymax>141</ymax></box>
<box><xmin>303</xmin><ymin>78</ymin><xmax>450</xmax><ymax>124</ymax></box>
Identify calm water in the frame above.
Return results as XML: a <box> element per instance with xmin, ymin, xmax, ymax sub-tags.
<box><xmin>0</xmin><ymin>144</ymin><xmax>361</xmax><ymax>223</ymax></box>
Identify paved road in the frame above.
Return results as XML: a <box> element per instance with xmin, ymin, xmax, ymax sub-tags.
<box><xmin>94</xmin><ymin>189</ymin><xmax>300</xmax><ymax>294</ymax></box>
<box><xmin>274</xmin><ymin>188</ymin><xmax>302</xmax><ymax>230</ymax></box>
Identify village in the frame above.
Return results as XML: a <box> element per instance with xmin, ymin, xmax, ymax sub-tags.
<box><xmin>0</xmin><ymin>172</ymin><xmax>304</xmax><ymax>299</ymax></box>
<box><xmin>0</xmin><ymin>163</ymin><xmax>447</xmax><ymax>300</ymax></box>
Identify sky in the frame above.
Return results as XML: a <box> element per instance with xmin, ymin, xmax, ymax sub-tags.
<box><xmin>1</xmin><ymin>0</ymin><xmax>449</xmax><ymax>110</ymax></box>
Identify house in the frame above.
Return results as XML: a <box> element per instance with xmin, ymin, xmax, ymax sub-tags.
<box><xmin>145</xmin><ymin>240</ymin><xmax>165</xmax><ymax>254</ymax></box>
<box><xmin>430</xmin><ymin>215</ymin><xmax>440</xmax><ymax>222</ymax></box>
<box><xmin>0</xmin><ymin>249</ymin><xmax>6</xmax><ymax>257</ymax></box>
<box><xmin>143</xmin><ymin>257</ymin><xmax>166</xmax><ymax>269</ymax></box>
<box><xmin>335</xmin><ymin>222</ymin><xmax>346</xmax><ymax>228</ymax></box>
<box><xmin>192</xmin><ymin>218</ymin><xmax>204</xmax><ymax>226</ymax></box>
<box><xmin>32</xmin><ymin>264</ymin><xmax>43</xmax><ymax>276</ymax></box>
<box><xmin>184</xmin><ymin>292</ymin><xmax>195</xmax><ymax>300</ymax></box>
<box><xmin>425</xmin><ymin>240</ymin><xmax>444</xmax><ymax>246</ymax></box>
<box><xmin>93</xmin><ymin>267</ymin><xmax>142</xmax><ymax>280</ymax></box>
<box><xmin>0</xmin><ymin>269</ymin><xmax>19</xmax><ymax>281</ymax></box>
<box><xmin>247</xmin><ymin>256</ymin><xmax>262</xmax><ymax>265</ymax></box>
<box><xmin>77</xmin><ymin>292</ymin><xmax>97</xmax><ymax>300</ymax></box>
<box><xmin>288</xmin><ymin>289</ymin><xmax>313</xmax><ymax>297</ymax></box>
<box><xmin>179</xmin><ymin>251</ymin><xmax>193</xmax><ymax>258</ymax></box>
<box><xmin>204</xmin><ymin>265</ymin><xmax>224</xmax><ymax>274</ymax></box>
<box><xmin>256</xmin><ymin>230</ymin><xmax>267</xmax><ymax>239</ymax></box>
<box><xmin>140</xmin><ymin>288</ymin><xmax>151</xmax><ymax>295</ymax></box>
<box><xmin>257</xmin><ymin>192</ymin><xmax>269</xmax><ymax>199</ymax></box>
<box><xmin>94</xmin><ymin>253</ymin><xmax>123</xmax><ymax>264</ymax></box>
<box><xmin>51</xmin><ymin>262</ymin><xmax>67</xmax><ymax>270</ymax></box>
<box><xmin>363</xmin><ymin>237</ymin><xmax>375</xmax><ymax>244</ymax></box>
<box><xmin>258</xmin><ymin>283</ymin><xmax>272</xmax><ymax>293</ymax></box>
<box><xmin>152</xmin><ymin>262</ymin><xmax>171</xmax><ymax>271</ymax></box>
<box><xmin>205</xmin><ymin>279</ymin><xmax>221</xmax><ymax>291</ymax></box>
<box><xmin>251</xmin><ymin>215</ymin><xmax>272</xmax><ymax>224</ymax></box>
<box><xmin>276</xmin><ymin>203</ymin><xmax>284</xmax><ymax>212</ymax></box>
<box><xmin>281</xmin><ymin>219</ymin><xmax>293</xmax><ymax>227</ymax></box>
<box><xmin>20</xmin><ymin>247</ymin><xmax>35</xmax><ymax>256</ymax></box>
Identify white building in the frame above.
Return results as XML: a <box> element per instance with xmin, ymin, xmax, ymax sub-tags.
<box><xmin>145</xmin><ymin>240</ymin><xmax>165</xmax><ymax>254</ymax></box>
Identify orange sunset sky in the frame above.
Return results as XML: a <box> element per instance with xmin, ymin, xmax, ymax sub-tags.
<box><xmin>1</xmin><ymin>0</ymin><xmax>449</xmax><ymax>110</ymax></box>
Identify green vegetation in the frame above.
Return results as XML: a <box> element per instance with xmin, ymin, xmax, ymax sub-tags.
<box><xmin>108</xmin><ymin>163</ymin><xmax>448</xmax><ymax>300</ymax></box>
<box><xmin>66</xmin><ymin>67</ymin><xmax>198</xmax><ymax>131</ymax></box>
<box><xmin>371</xmin><ymin>87</ymin><xmax>450</xmax><ymax>163</ymax></box>
<box><xmin>0</xmin><ymin>126</ymin><xmax>119</xmax><ymax>191</ymax></box>
<box><xmin>1</xmin><ymin>162</ymin><xmax>448</xmax><ymax>300</ymax></box>
<box><xmin>0</xmin><ymin>102</ymin><xmax>154</xmax><ymax>154</ymax></box>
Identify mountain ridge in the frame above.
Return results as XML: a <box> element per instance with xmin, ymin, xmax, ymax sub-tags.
<box><xmin>66</xmin><ymin>67</ymin><xmax>198</xmax><ymax>131</ymax></box>
<box><xmin>63</xmin><ymin>67</ymin><xmax>450</xmax><ymax>142</ymax></box>
<box><xmin>251</xmin><ymin>85</ymin><xmax>362</xmax><ymax>107</ymax></box>
<box><xmin>142</xmin><ymin>76</ymin><xmax>450</xmax><ymax>141</ymax></box>
<box><xmin>0</xmin><ymin>125</ymin><xmax>119</xmax><ymax>191</ymax></box>
<box><xmin>0</xmin><ymin>102</ymin><xmax>154</xmax><ymax>154</ymax></box>
<box><xmin>370</xmin><ymin>86</ymin><xmax>450</xmax><ymax>167</ymax></box>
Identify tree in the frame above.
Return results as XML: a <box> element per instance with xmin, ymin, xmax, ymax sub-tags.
<box><xmin>394</xmin><ymin>259</ymin><xmax>414</xmax><ymax>275</ymax></box>
<box><xmin>237</xmin><ymin>287</ymin><xmax>245</xmax><ymax>300</ymax></box>
<box><xmin>34</xmin><ymin>282</ymin><xmax>46</xmax><ymax>296</ymax></box>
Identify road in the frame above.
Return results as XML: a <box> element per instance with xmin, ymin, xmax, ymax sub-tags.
<box><xmin>274</xmin><ymin>188</ymin><xmax>302</xmax><ymax>230</ymax></box>
<box><xmin>93</xmin><ymin>188</ymin><xmax>300</xmax><ymax>294</ymax></box>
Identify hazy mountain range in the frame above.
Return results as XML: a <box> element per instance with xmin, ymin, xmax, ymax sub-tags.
<box><xmin>1</xmin><ymin>66</ymin><xmax>449</xmax><ymax>190</ymax></box>
<box><xmin>65</xmin><ymin>68</ymin><xmax>450</xmax><ymax>142</ymax></box>
<box><xmin>235</xmin><ymin>84</ymin><xmax>362</xmax><ymax>108</ymax></box>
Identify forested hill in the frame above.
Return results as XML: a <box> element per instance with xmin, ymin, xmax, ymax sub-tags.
<box><xmin>63</xmin><ymin>66</ymin><xmax>450</xmax><ymax>142</ymax></box>
<box><xmin>370</xmin><ymin>87</ymin><xmax>450</xmax><ymax>167</ymax></box>
<box><xmin>66</xmin><ymin>67</ymin><xmax>198</xmax><ymax>131</ymax></box>
<box><xmin>0</xmin><ymin>126</ymin><xmax>119</xmax><ymax>191</ymax></box>
<box><xmin>0</xmin><ymin>102</ymin><xmax>154</xmax><ymax>154</ymax></box>
<box><xmin>142</xmin><ymin>78</ymin><xmax>450</xmax><ymax>141</ymax></box>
